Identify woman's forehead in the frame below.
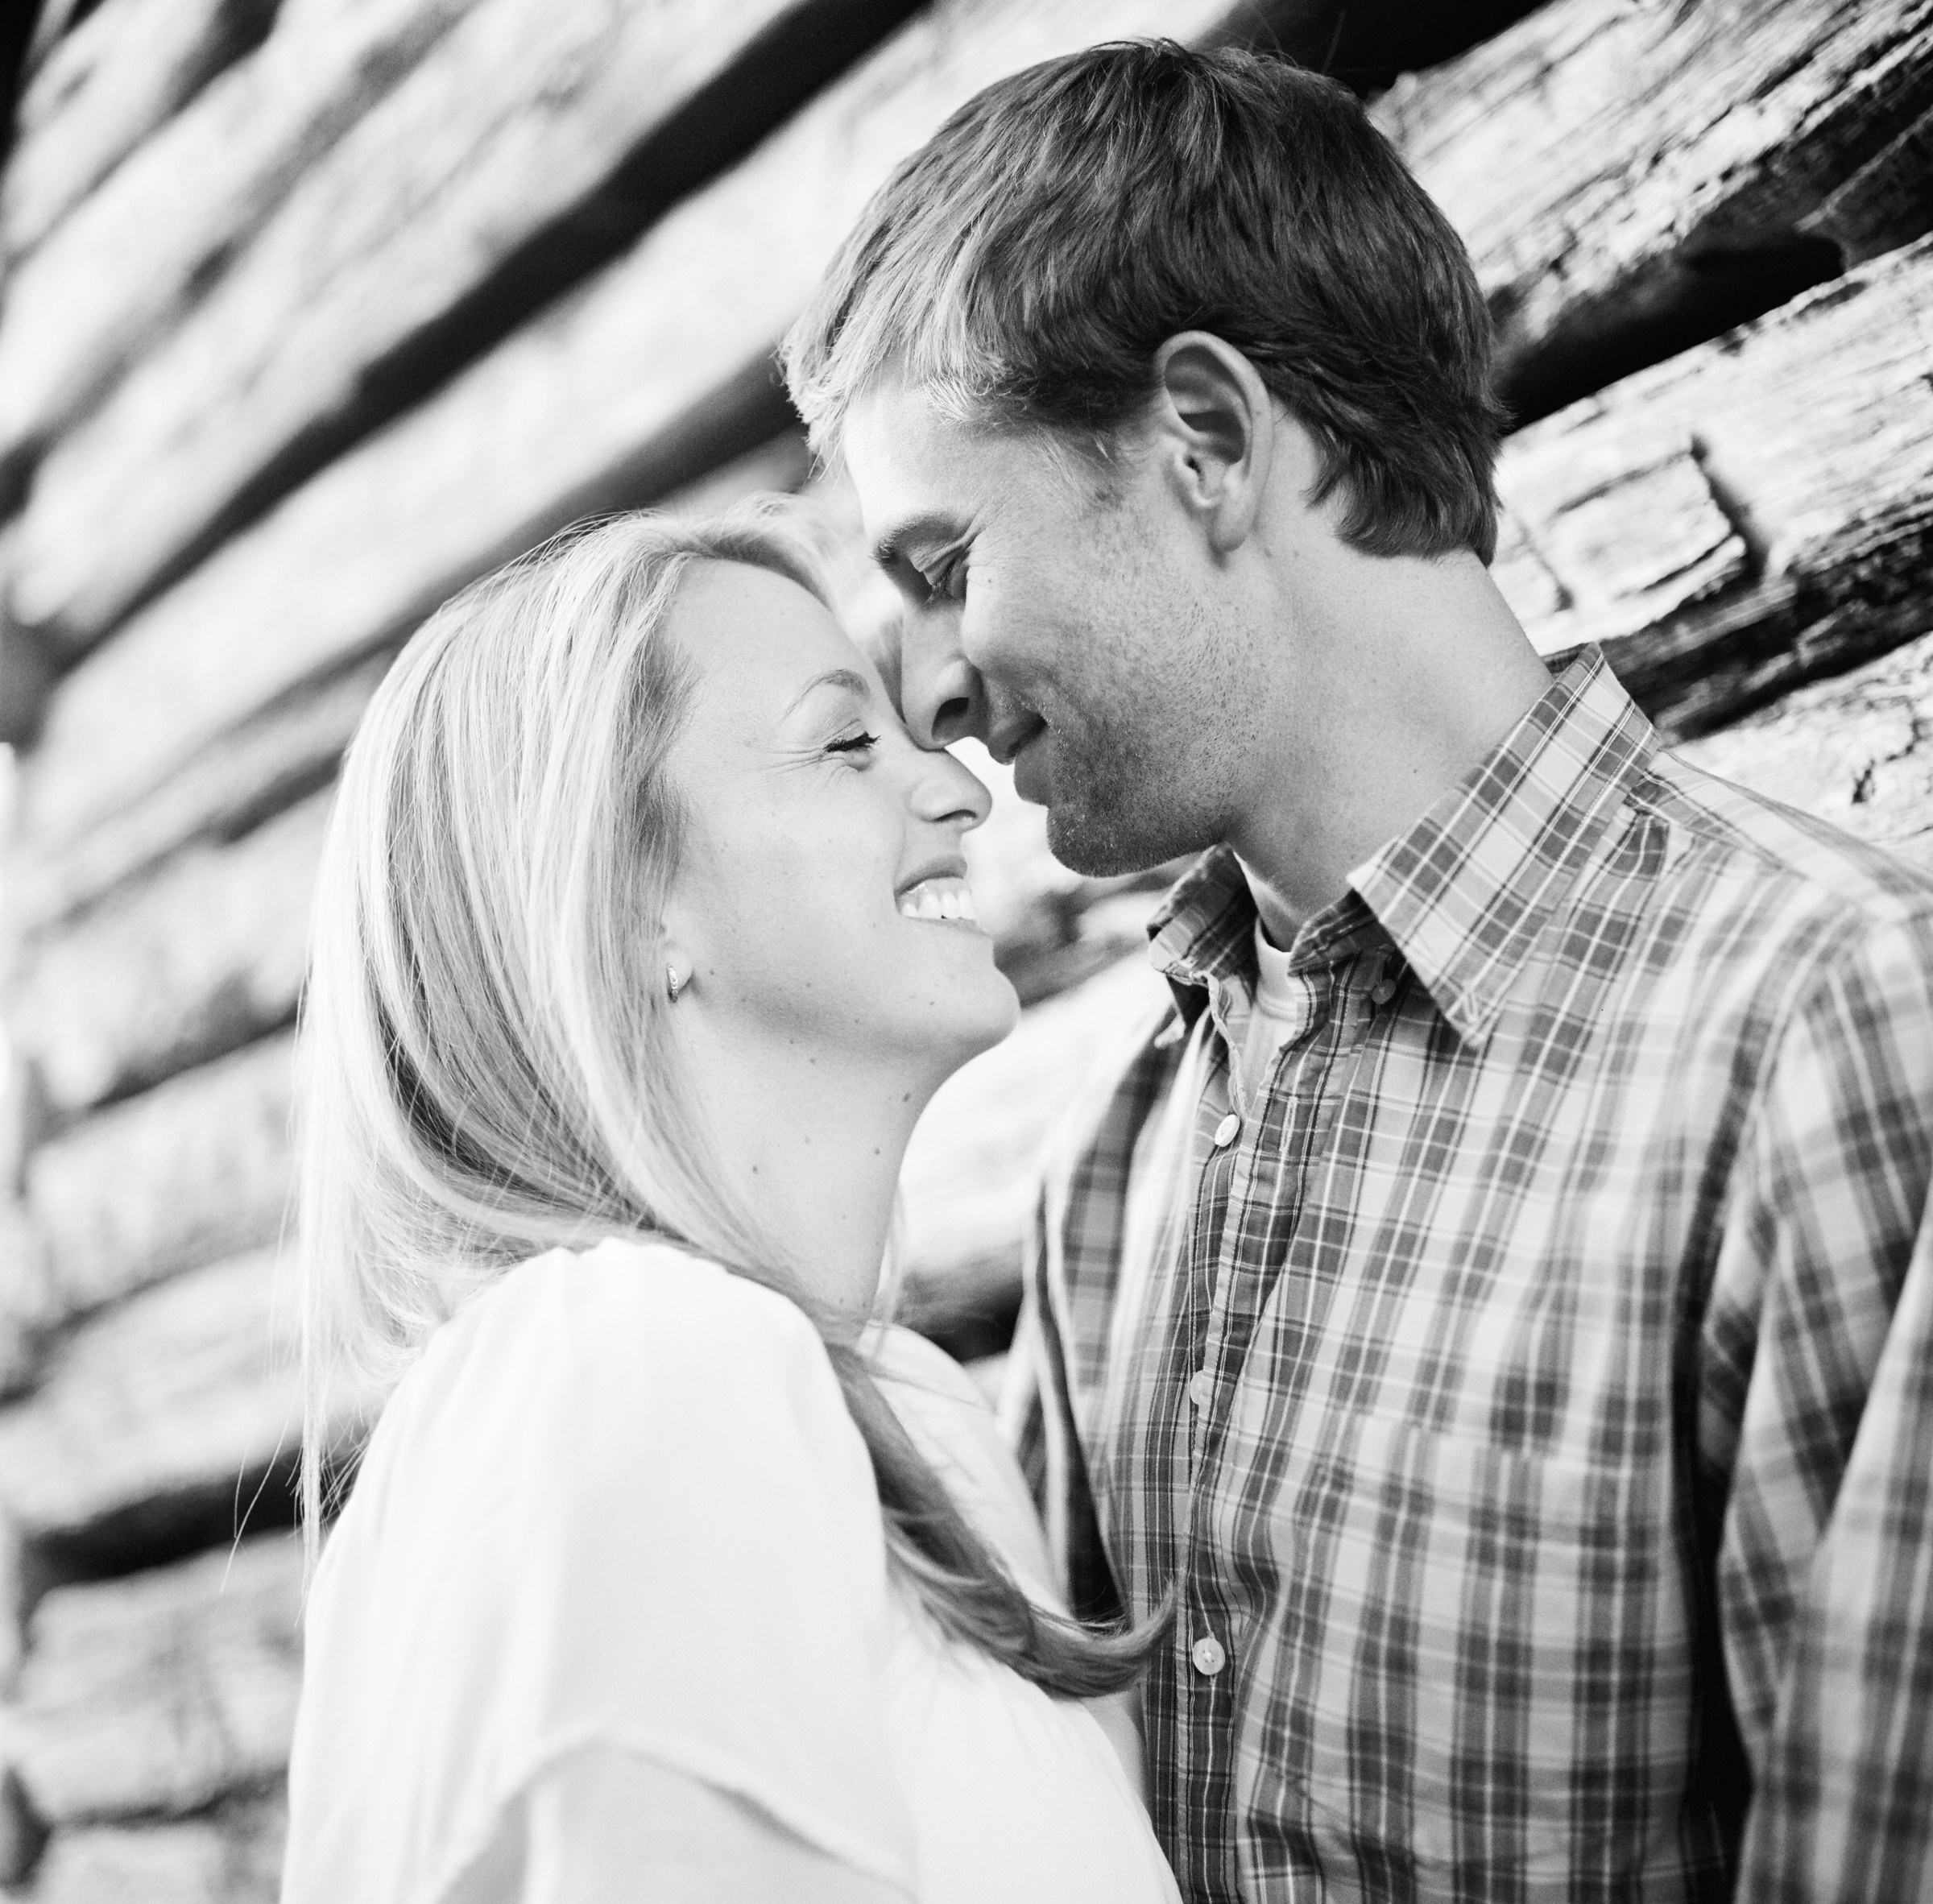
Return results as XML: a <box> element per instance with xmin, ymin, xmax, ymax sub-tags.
<box><xmin>668</xmin><ymin>561</ymin><xmax>875</xmax><ymax>726</ymax></box>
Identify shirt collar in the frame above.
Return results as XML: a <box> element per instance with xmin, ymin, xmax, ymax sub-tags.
<box><xmin>1349</xmin><ymin>647</ymin><xmax>1656</xmax><ymax>1045</ymax></box>
<box><xmin>1145</xmin><ymin>648</ymin><xmax>1656</xmax><ymax>1048</ymax></box>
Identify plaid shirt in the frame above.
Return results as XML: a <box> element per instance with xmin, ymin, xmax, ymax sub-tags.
<box><xmin>1006</xmin><ymin>649</ymin><xmax>1933</xmax><ymax>1902</ymax></box>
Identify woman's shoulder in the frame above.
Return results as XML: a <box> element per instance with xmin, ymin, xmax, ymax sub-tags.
<box><xmin>475</xmin><ymin>1234</ymin><xmax>822</xmax><ymax>1363</ymax></box>
<box><xmin>350</xmin><ymin>1240</ymin><xmax>871</xmax><ymax>1550</ymax></box>
<box><xmin>426</xmin><ymin>1237</ymin><xmax>835</xmax><ymax>1423</ymax></box>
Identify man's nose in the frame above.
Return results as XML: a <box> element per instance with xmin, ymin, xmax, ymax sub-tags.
<box><xmin>895</xmin><ymin>607</ymin><xmax>989</xmax><ymax>750</ymax></box>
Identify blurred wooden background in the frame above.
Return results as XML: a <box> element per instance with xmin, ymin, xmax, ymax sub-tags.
<box><xmin>0</xmin><ymin>0</ymin><xmax>1928</xmax><ymax>1894</ymax></box>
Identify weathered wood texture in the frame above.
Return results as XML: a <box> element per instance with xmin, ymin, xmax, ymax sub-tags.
<box><xmin>1805</xmin><ymin>101</ymin><xmax>1933</xmax><ymax>267</ymax></box>
<box><xmin>0</xmin><ymin>1248</ymin><xmax>351</xmax><ymax>1546</ymax></box>
<box><xmin>9</xmin><ymin>655</ymin><xmax>382</xmax><ymax>939</ymax></box>
<box><xmin>0</xmin><ymin>0</ymin><xmax>484</xmax><ymax>487</ymax></box>
<box><xmin>1674</xmin><ymin>625</ymin><xmax>1933</xmax><ymax>871</ymax></box>
<box><xmin>1381</xmin><ymin>0</ymin><xmax>1933</xmax><ymax>420</ymax></box>
<box><xmin>0</xmin><ymin>0</ymin><xmax>275</xmax><ymax>263</ymax></box>
<box><xmin>23</xmin><ymin>0</ymin><xmax>1933</xmax><ymax>866</ymax></box>
<box><xmin>13</xmin><ymin>791</ymin><xmax>327</xmax><ymax>1117</ymax></box>
<box><xmin>23</xmin><ymin>1794</ymin><xmax>284</xmax><ymax>1904</ymax></box>
<box><xmin>4</xmin><ymin>1536</ymin><xmax>301</xmax><ymax>1826</ymax></box>
<box><xmin>1489</xmin><ymin>236</ymin><xmax>1933</xmax><ymax>739</ymax></box>
<box><xmin>23</xmin><ymin>1037</ymin><xmax>293</xmax><ymax>1327</ymax></box>
<box><xmin>5</xmin><ymin>0</ymin><xmax>926</xmax><ymax>650</ymax></box>
<box><xmin>9</xmin><ymin>0</ymin><xmax>1326</xmax><ymax>856</ymax></box>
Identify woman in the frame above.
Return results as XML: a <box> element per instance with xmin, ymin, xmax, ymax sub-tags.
<box><xmin>279</xmin><ymin>508</ymin><xmax>1180</xmax><ymax>1903</ymax></box>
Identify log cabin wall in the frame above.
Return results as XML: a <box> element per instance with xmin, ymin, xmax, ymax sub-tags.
<box><xmin>0</xmin><ymin>0</ymin><xmax>1928</xmax><ymax>1894</ymax></box>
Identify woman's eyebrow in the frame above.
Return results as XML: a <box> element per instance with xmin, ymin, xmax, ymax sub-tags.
<box><xmin>784</xmin><ymin>667</ymin><xmax>872</xmax><ymax>715</ymax></box>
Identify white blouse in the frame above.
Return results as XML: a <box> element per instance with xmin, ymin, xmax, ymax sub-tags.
<box><xmin>281</xmin><ymin>1240</ymin><xmax>1180</xmax><ymax>1904</ymax></box>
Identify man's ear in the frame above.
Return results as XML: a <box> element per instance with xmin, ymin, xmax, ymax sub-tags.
<box><xmin>1148</xmin><ymin>332</ymin><xmax>1277</xmax><ymax>555</ymax></box>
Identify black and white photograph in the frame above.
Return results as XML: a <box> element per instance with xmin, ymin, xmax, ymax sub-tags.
<box><xmin>0</xmin><ymin>1</ymin><xmax>1929</xmax><ymax>1898</ymax></box>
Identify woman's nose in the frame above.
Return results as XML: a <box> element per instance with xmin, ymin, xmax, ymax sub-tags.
<box><xmin>907</xmin><ymin>739</ymin><xmax>994</xmax><ymax>830</ymax></box>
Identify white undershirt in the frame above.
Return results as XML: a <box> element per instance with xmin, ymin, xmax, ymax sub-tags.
<box><xmin>1235</xmin><ymin>921</ymin><xmax>1306</xmax><ymax>1115</ymax></box>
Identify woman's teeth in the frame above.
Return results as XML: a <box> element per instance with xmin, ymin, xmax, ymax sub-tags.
<box><xmin>898</xmin><ymin>877</ymin><xmax>979</xmax><ymax>925</ymax></box>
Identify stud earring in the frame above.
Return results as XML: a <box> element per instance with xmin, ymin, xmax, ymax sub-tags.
<box><xmin>665</xmin><ymin>963</ymin><xmax>688</xmax><ymax>1004</ymax></box>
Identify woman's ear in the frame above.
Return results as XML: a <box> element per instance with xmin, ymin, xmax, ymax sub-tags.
<box><xmin>1148</xmin><ymin>332</ymin><xmax>1277</xmax><ymax>556</ymax></box>
<box><xmin>656</xmin><ymin>908</ymin><xmax>699</xmax><ymax>1007</ymax></box>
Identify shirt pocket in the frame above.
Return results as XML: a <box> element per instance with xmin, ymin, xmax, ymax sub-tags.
<box><xmin>1244</xmin><ymin>1409</ymin><xmax>1695</xmax><ymax>1890</ymax></box>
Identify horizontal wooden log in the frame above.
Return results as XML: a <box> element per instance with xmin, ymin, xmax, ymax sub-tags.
<box><xmin>0</xmin><ymin>1248</ymin><xmax>370</xmax><ymax>1548</ymax></box>
<box><xmin>1489</xmin><ymin>236</ymin><xmax>1933</xmax><ymax>740</ymax></box>
<box><xmin>23</xmin><ymin>1037</ymin><xmax>293</xmax><ymax>1325</ymax></box>
<box><xmin>1380</xmin><ymin>0</ymin><xmax>1933</xmax><ymax>420</ymax></box>
<box><xmin>0</xmin><ymin>0</ymin><xmax>483</xmax><ymax>493</ymax></box>
<box><xmin>0</xmin><ymin>0</ymin><xmax>275</xmax><ymax>263</ymax></box>
<box><xmin>13</xmin><ymin>791</ymin><xmax>328</xmax><ymax>1116</ymax></box>
<box><xmin>26</xmin><ymin>1793</ymin><xmax>284</xmax><ymax>1904</ymax></box>
<box><xmin>17</xmin><ymin>0</ymin><xmax>1279</xmax><ymax>855</ymax></box>
<box><xmin>6</xmin><ymin>0</ymin><xmax>926</xmax><ymax>651</ymax></box>
<box><xmin>4</xmin><ymin>1535</ymin><xmax>301</xmax><ymax>1825</ymax></box>
<box><xmin>1674</xmin><ymin>624</ymin><xmax>1933</xmax><ymax>872</ymax></box>
<box><xmin>8</xmin><ymin>652</ymin><xmax>384</xmax><ymax>939</ymax></box>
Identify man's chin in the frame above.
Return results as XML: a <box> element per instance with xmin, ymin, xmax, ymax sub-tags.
<box><xmin>1044</xmin><ymin>798</ymin><xmax>1182</xmax><ymax>880</ymax></box>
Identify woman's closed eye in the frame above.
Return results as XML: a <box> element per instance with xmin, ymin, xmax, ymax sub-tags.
<box><xmin>825</xmin><ymin>728</ymin><xmax>880</xmax><ymax>761</ymax></box>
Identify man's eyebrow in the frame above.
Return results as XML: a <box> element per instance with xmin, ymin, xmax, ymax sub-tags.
<box><xmin>784</xmin><ymin>667</ymin><xmax>872</xmax><ymax>715</ymax></box>
<box><xmin>871</xmin><ymin>511</ymin><xmax>963</xmax><ymax>570</ymax></box>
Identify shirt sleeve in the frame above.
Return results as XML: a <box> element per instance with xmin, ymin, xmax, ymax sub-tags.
<box><xmin>441</xmin><ymin>1746</ymin><xmax>910</xmax><ymax>1904</ymax></box>
<box><xmin>1704</xmin><ymin>913</ymin><xmax>1933</xmax><ymax>1900</ymax></box>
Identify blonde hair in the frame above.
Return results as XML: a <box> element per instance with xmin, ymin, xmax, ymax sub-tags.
<box><xmin>298</xmin><ymin>507</ymin><xmax>1149</xmax><ymax>1695</ymax></box>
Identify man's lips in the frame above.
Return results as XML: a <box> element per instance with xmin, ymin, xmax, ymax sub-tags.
<box><xmin>988</xmin><ymin>710</ymin><xmax>1048</xmax><ymax>768</ymax></box>
<box><xmin>1010</xmin><ymin>724</ymin><xmax>1052</xmax><ymax>806</ymax></box>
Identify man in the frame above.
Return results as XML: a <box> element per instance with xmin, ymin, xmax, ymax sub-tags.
<box><xmin>784</xmin><ymin>41</ymin><xmax>1933</xmax><ymax>1903</ymax></box>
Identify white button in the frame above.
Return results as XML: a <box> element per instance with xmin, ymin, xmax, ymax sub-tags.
<box><xmin>1190</xmin><ymin>1634</ymin><xmax>1227</xmax><ymax>1677</ymax></box>
<box><xmin>1371</xmin><ymin>978</ymin><xmax>1397</xmax><ymax>1006</ymax></box>
<box><xmin>1188</xmin><ymin>1368</ymin><xmax>1212</xmax><ymax>1409</ymax></box>
<box><xmin>1212</xmin><ymin>1112</ymin><xmax>1240</xmax><ymax>1147</ymax></box>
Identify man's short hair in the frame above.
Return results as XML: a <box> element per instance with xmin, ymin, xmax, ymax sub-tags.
<box><xmin>784</xmin><ymin>40</ymin><xmax>1505</xmax><ymax>564</ymax></box>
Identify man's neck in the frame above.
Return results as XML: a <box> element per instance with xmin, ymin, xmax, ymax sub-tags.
<box><xmin>1232</xmin><ymin>549</ymin><xmax>1553</xmax><ymax>949</ymax></box>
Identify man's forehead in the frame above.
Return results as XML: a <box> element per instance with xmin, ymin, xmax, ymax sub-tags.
<box><xmin>842</xmin><ymin>382</ymin><xmax>1059</xmax><ymax>558</ymax></box>
<box><xmin>842</xmin><ymin>376</ymin><xmax>960</xmax><ymax>488</ymax></box>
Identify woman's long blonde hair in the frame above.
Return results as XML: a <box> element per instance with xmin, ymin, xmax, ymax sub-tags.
<box><xmin>298</xmin><ymin>507</ymin><xmax>1149</xmax><ymax>1695</ymax></box>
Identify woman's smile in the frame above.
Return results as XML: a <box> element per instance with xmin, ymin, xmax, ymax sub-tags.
<box><xmin>896</xmin><ymin>870</ymin><xmax>982</xmax><ymax>926</ymax></box>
